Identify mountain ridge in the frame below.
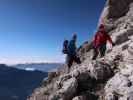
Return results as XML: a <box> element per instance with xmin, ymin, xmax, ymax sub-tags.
<box><xmin>12</xmin><ymin>63</ymin><xmax>63</xmax><ymax>72</ymax></box>
<box><xmin>0</xmin><ymin>64</ymin><xmax>48</xmax><ymax>100</ymax></box>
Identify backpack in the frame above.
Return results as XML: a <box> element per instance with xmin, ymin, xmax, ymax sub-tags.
<box><xmin>62</xmin><ymin>40</ymin><xmax>68</xmax><ymax>54</ymax></box>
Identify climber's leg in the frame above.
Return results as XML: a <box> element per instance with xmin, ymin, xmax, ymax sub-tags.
<box><xmin>100</xmin><ymin>44</ymin><xmax>106</xmax><ymax>58</ymax></box>
<box><xmin>92</xmin><ymin>48</ymin><xmax>99</xmax><ymax>60</ymax></box>
<box><xmin>66</xmin><ymin>55</ymin><xmax>74</xmax><ymax>68</ymax></box>
<box><xmin>74</xmin><ymin>55</ymin><xmax>81</xmax><ymax>64</ymax></box>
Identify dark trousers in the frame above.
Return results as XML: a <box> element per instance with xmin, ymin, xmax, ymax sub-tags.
<box><xmin>66</xmin><ymin>55</ymin><xmax>81</xmax><ymax>68</ymax></box>
<box><xmin>92</xmin><ymin>44</ymin><xmax>106</xmax><ymax>60</ymax></box>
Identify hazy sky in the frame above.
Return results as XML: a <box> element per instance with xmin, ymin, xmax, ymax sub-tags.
<box><xmin>0</xmin><ymin>0</ymin><xmax>105</xmax><ymax>64</ymax></box>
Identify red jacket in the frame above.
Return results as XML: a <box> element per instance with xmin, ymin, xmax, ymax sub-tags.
<box><xmin>93</xmin><ymin>30</ymin><xmax>112</xmax><ymax>47</ymax></box>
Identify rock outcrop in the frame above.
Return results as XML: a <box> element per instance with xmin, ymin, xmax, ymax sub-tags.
<box><xmin>28</xmin><ymin>0</ymin><xmax>133</xmax><ymax>100</ymax></box>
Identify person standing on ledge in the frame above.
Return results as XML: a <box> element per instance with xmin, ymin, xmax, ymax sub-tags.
<box><xmin>62</xmin><ymin>33</ymin><xmax>81</xmax><ymax>71</ymax></box>
<box><xmin>67</xmin><ymin>33</ymin><xmax>81</xmax><ymax>68</ymax></box>
<box><xmin>92</xmin><ymin>24</ymin><xmax>115</xmax><ymax>60</ymax></box>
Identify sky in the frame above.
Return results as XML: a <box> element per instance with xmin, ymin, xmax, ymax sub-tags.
<box><xmin>0</xmin><ymin>0</ymin><xmax>105</xmax><ymax>64</ymax></box>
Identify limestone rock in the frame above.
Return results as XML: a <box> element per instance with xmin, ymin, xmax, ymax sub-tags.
<box><xmin>50</xmin><ymin>77</ymin><xmax>78</xmax><ymax>100</ymax></box>
<box><xmin>90</xmin><ymin>60</ymin><xmax>114</xmax><ymax>80</ymax></box>
<box><xmin>72</xmin><ymin>92</ymin><xmax>98</xmax><ymax>100</ymax></box>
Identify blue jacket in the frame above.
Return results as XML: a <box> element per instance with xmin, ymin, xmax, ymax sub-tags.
<box><xmin>67</xmin><ymin>39</ymin><xmax>76</xmax><ymax>56</ymax></box>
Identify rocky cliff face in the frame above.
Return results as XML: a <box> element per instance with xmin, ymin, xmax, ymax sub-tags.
<box><xmin>28</xmin><ymin>0</ymin><xmax>133</xmax><ymax>100</ymax></box>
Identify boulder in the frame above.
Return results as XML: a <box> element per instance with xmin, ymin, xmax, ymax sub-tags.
<box><xmin>105</xmin><ymin>73</ymin><xmax>131</xmax><ymax>91</ymax></box>
<box><xmin>77</xmin><ymin>40</ymin><xmax>93</xmax><ymax>62</ymax></box>
<box><xmin>119</xmin><ymin>87</ymin><xmax>133</xmax><ymax>100</ymax></box>
<box><xmin>128</xmin><ymin>41</ymin><xmax>133</xmax><ymax>55</ymax></box>
<box><xmin>48</xmin><ymin>71</ymin><xmax>57</xmax><ymax>82</ymax></box>
<box><xmin>56</xmin><ymin>74</ymin><xmax>72</xmax><ymax>89</ymax></box>
<box><xmin>123</xmin><ymin>41</ymin><xmax>133</xmax><ymax>63</ymax></box>
<box><xmin>99</xmin><ymin>0</ymin><xmax>133</xmax><ymax>25</ymax></box>
<box><xmin>104</xmin><ymin>66</ymin><xmax>133</xmax><ymax>98</ymax></box>
<box><xmin>72</xmin><ymin>92</ymin><xmax>98</xmax><ymax>100</ymax></box>
<box><xmin>90</xmin><ymin>60</ymin><xmax>114</xmax><ymax>81</ymax></box>
<box><xmin>50</xmin><ymin>77</ymin><xmax>78</xmax><ymax>100</ymax></box>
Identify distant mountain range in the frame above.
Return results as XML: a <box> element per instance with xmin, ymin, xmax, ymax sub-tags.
<box><xmin>0</xmin><ymin>64</ymin><xmax>48</xmax><ymax>100</ymax></box>
<box><xmin>13</xmin><ymin>63</ymin><xmax>63</xmax><ymax>72</ymax></box>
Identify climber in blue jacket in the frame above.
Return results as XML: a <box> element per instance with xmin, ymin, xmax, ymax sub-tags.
<box><xmin>66</xmin><ymin>33</ymin><xmax>81</xmax><ymax>68</ymax></box>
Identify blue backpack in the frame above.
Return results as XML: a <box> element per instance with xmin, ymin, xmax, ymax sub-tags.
<box><xmin>62</xmin><ymin>40</ymin><xmax>68</xmax><ymax>54</ymax></box>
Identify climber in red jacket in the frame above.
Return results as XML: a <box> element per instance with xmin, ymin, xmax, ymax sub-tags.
<box><xmin>92</xmin><ymin>24</ymin><xmax>114</xmax><ymax>60</ymax></box>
